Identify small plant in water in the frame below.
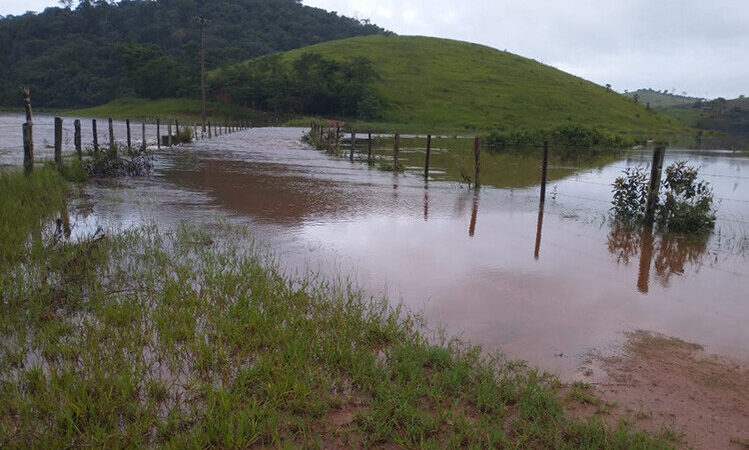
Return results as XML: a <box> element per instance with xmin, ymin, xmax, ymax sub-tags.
<box><xmin>611</xmin><ymin>161</ymin><xmax>716</xmax><ymax>234</ymax></box>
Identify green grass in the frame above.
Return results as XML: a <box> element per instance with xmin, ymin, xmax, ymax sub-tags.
<box><xmin>226</xmin><ymin>35</ymin><xmax>688</xmax><ymax>138</ymax></box>
<box><xmin>0</xmin><ymin>167</ymin><xmax>69</xmax><ymax>265</ymax></box>
<box><xmin>0</xmin><ymin>220</ymin><xmax>677</xmax><ymax>448</ymax></box>
<box><xmin>62</xmin><ymin>97</ymin><xmax>271</xmax><ymax>124</ymax></box>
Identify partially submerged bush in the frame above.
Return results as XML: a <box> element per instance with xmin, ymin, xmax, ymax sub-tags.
<box><xmin>657</xmin><ymin>162</ymin><xmax>716</xmax><ymax>233</ymax></box>
<box><xmin>84</xmin><ymin>144</ymin><xmax>154</xmax><ymax>177</ymax></box>
<box><xmin>611</xmin><ymin>161</ymin><xmax>716</xmax><ymax>234</ymax></box>
<box><xmin>177</xmin><ymin>126</ymin><xmax>193</xmax><ymax>144</ymax></box>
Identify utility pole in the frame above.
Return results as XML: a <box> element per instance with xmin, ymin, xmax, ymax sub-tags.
<box><xmin>194</xmin><ymin>15</ymin><xmax>210</xmax><ymax>132</ymax></box>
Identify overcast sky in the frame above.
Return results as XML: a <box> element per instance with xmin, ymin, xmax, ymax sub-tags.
<box><xmin>2</xmin><ymin>0</ymin><xmax>747</xmax><ymax>99</ymax></box>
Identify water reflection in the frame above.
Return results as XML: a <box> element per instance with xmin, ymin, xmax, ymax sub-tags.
<box><xmin>534</xmin><ymin>203</ymin><xmax>545</xmax><ymax>260</ymax></box>
<box><xmin>469</xmin><ymin>192</ymin><xmax>479</xmax><ymax>237</ymax></box>
<box><xmin>608</xmin><ymin>225</ymin><xmax>710</xmax><ymax>293</ymax></box>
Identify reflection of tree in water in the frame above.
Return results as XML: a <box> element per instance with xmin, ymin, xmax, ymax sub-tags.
<box><xmin>607</xmin><ymin>225</ymin><xmax>710</xmax><ymax>292</ymax></box>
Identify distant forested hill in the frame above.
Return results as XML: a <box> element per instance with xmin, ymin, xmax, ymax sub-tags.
<box><xmin>0</xmin><ymin>0</ymin><xmax>383</xmax><ymax>108</ymax></box>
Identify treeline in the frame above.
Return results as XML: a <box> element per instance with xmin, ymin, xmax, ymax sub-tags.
<box><xmin>211</xmin><ymin>53</ymin><xmax>383</xmax><ymax>120</ymax></box>
<box><xmin>0</xmin><ymin>0</ymin><xmax>383</xmax><ymax>108</ymax></box>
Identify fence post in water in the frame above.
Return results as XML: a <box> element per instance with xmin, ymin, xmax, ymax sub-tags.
<box><xmin>92</xmin><ymin>119</ymin><xmax>99</xmax><ymax>154</ymax></box>
<box><xmin>393</xmin><ymin>133</ymin><xmax>400</xmax><ymax>170</ymax></box>
<box><xmin>473</xmin><ymin>137</ymin><xmax>481</xmax><ymax>189</ymax></box>
<box><xmin>167</xmin><ymin>123</ymin><xmax>172</xmax><ymax>147</ymax></box>
<box><xmin>74</xmin><ymin>119</ymin><xmax>82</xmax><ymax>160</ymax></box>
<box><xmin>175</xmin><ymin>120</ymin><xmax>180</xmax><ymax>143</ymax></box>
<box><xmin>336</xmin><ymin>126</ymin><xmax>340</xmax><ymax>154</ymax></box>
<box><xmin>108</xmin><ymin>118</ymin><xmax>115</xmax><ymax>150</ymax></box>
<box><xmin>141</xmin><ymin>123</ymin><xmax>146</xmax><ymax>150</ymax></box>
<box><xmin>424</xmin><ymin>134</ymin><xmax>432</xmax><ymax>180</ymax></box>
<box><xmin>350</xmin><ymin>130</ymin><xmax>356</xmax><ymax>160</ymax></box>
<box><xmin>22</xmin><ymin>86</ymin><xmax>34</xmax><ymax>164</ymax></box>
<box><xmin>126</xmin><ymin>119</ymin><xmax>131</xmax><ymax>150</ymax></box>
<box><xmin>645</xmin><ymin>146</ymin><xmax>666</xmax><ymax>225</ymax></box>
<box><xmin>22</xmin><ymin>123</ymin><xmax>33</xmax><ymax>175</ymax></box>
<box><xmin>208</xmin><ymin>121</ymin><xmax>212</xmax><ymax>138</ymax></box>
<box><xmin>368</xmin><ymin>132</ymin><xmax>373</xmax><ymax>163</ymax></box>
<box><xmin>54</xmin><ymin>117</ymin><xmax>63</xmax><ymax>172</ymax></box>
<box><xmin>539</xmin><ymin>141</ymin><xmax>549</xmax><ymax>204</ymax></box>
<box><xmin>156</xmin><ymin>118</ymin><xmax>161</xmax><ymax>149</ymax></box>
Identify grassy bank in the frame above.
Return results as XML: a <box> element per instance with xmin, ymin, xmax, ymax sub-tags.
<box><xmin>0</xmin><ymin>167</ymin><xmax>69</xmax><ymax>265</ymax></box>
<box><xmin>61</xmin><ymin>98</ymin><xmax>272</xmax><ymax>124</ymax></box>
<box><xmin>0</xmin><ymin>215</ymin><xmax>676</xmax><ymax>447</ymax></box>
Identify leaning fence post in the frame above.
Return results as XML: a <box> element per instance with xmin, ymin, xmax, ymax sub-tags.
<box><xmin>394</xmin><ymin>133</ymin><xmax>400</xmax><ymax>170</ymax></box>
<box><xmin>156</xmin><ymin>118</ymin><xmax>161</xmax><ymax>150</ymax></box>
<box><xmin>92</xmin><ymin>119</ymin><xmax>99</xmax><ymax>154</ymax></box>
<box><xmin>424</xmin><ymin>134</ymin><xmax>432</xmax><ymax>180</ymax></box>
<box><xmin>474</xmin><ymin>137</ymin><xmax>481</xmax><ymax>189</ymax></box>
<box><xmin>645</xmin><ymin>146</ymin><xmax>666</xmax><ymax>224</ymax></box>
<box><xmin>22</xmin><ymin>123</ymin><xmax>33</xmax><ymax>175</ymax></box>
<box><xmin>126</xmin><ymin>119</ymin><xmax>131</xmax><ymax>150</ymax></box>
<box><xmin>74</xmin><ymin>119</ymin><xmax>82</xmax><ymax>160</ymax></box>
<box><xmin>54</xmin><ymin>117</ymin><xmax>63</xmax><ymax>172</ymax></box>
<box><xmin>539</xmin><ymin>141</ymin><xmax>549</xmax><ymax>204</ymax></box>
<box><xmin>350</xmin><ymin>130</ymin><xmax>356</xmax><ymax>160</ymax></box>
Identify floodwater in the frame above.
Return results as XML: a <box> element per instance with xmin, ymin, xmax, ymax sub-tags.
<box><xmin>2</xmin><ymin>115</ymin><xmax>748</xmax><ymax>379</ymax></box>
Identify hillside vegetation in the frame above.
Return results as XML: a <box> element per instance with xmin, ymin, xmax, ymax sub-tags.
<box><xmin>624</xmin><ymin>89</ymin><xmax>701</xmax><ymax>109</ymax></box>
<box><xmin>215</xmin><ymin>35</ymin><xmax>687</xmax><ymax>136</ymax></box>
<box><xmin>0</xmin><ymin>0</ymin><xmax>382</xmax><ymax>108</ymax></box>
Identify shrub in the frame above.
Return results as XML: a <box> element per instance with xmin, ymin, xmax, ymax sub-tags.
<box><xmin>611</xmin><ymin>161</ymin><xmax>716</xmax><ymax>234</ymax></box>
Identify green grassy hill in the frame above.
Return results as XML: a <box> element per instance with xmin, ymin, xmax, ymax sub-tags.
<box><xmin>219</xmin><ymin>35</ymin><xmax>687</xmax><ymax>136</ymax></box>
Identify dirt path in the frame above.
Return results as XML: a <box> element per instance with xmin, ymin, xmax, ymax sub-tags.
<box><xmin>577</xmin><ymin>330</ymin><xmax>749</xmax><ymax>449</ymax></box>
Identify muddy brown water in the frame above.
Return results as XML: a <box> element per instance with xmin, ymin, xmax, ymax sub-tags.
<box><xmin>2</xmin><ymin>118</ymin><xmax>748</xmax><ymax>380</ymax></box>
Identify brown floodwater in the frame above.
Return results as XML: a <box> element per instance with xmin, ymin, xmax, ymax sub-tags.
<box><xmin>2</xmin><ymin>119</ymin><xmax>748</xmax><ymax>379</ymax></box>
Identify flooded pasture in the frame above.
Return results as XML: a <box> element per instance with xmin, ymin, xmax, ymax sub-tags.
<box><xmin>2</xmin><ymin>115</ymin><xmax>748</xmax><ymax>379</ymax></box>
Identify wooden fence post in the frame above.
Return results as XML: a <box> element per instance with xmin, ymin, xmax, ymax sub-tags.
<box><xmin>22</xmin><ymin>87</ymin><xmax>34</xmax><ymax>163</ymax></box>
<box><xmin>156</xmin><ymin>118</ymin><xmax>161</xmax><ymax>149</ymax></box>
<box><xmin>22</xmin><ymin>123</ymin><xmax>33</xmax><ymax>175</ymax></box>
<box><xmin>141</xmin><ymin>123</ymin><xmax>146</xmax><ymax>150</ymax></box>
<box><xmin>368</xmin><ymin>132</ymin><xmax>373</xmax><ymax>163</ymax></box>
<box><xmin>350</xmin><ymin>130</ymin><xmax>356</xmax><ymax>160</ymax></box>
<box><xmin>645</xmin><ymin>146</ymin><xmax>666</xmax><ymax>224</ymax></box>
<box><xmin>424</xmin><ymin>134</ymin><xmax>432</xmax><ymax>180</ymax></box>
<box><xmin>208</xmin><ymin>121</ymin><xmax>212</xmax><ymax>138</ymax></box>
<box><xmin>108</xmin><ymin>118</ymin><xmax>115</xmax><ymax>150</ymax></box>
<box><xmin>335</xmin><ymin>126</ymin><xmax>340</xmax><ymax>154</ymax></box>
<box><xmin>92</xmin><ymin>119</ymin><xmax>99</xmax><ymax>154</ymax></box>
<box><xmin>126</xmin><ymin>119</ymin><xmax>131</xmax><ymax>150</ymax></box>
<box><xmin>175</xmin><ymin>120</ymin><xmax>180</xmax><ymax>143</ymax></box>
<box><xmin>539</xmin><ymin>141</ymin><xmax>549</xmax><ymax>204</ymax></box>
<box><xmin>474</xmin><ymin>137</ymin><xmax>481</xmax><ymax>189</ymax></box>
<box><xmin>167</xmin><ymin>123</ymin><xmax>172</xmax><ymax>147</ymax></box>
<box><xmin>54</xmin><ymin>117</ymin><xmax>63</xmax><ymax>172</ymax></box>
<box><xmin>74</xmin><ymin>119</ymin><xmax>82</xmax><ymax>160</ymax></box>
<box><xmin>394</xmin><ymin>133</ymin><xmax>400</xmax><ymax>170</ymax></box>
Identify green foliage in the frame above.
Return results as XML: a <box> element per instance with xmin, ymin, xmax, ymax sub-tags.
<box><xmin>211</xmin><ymin>53</ymin><xmax>383</xmax><ymax>119</ymax></box>
<box><xmin>84</xmin><ymin>144</ymin><xmax>154</xmax><ymax>178</ymax></box>
<box><xmin>486</xmin><ymin>125</ymin><xmax>633</xmax><ymax>149</ymax></box>
<box><xmin>611</xmin><ymin>167</ymin><xmax>649</xmax><ymax>224</ymax></box>
<box><xmin>611</xmin><ymin>161</ymin><xmax>716</xmax><ymax>234</ymax></box>
<box><xmin>176</xmin><ymin>126</ymin><xmax>193</xmax><ymax>144</ymax></box>
<box><xmin>0</xmin><ymin>167</ymin><xmax>69</xmax><ymax>265</ymax></box>
<box><xmin>657</xmin><ymin>162</ymin><xmax>716</xmax><ymax>234</ymax></box>
<box><xmin>0</xmin><ymin>0</ymin><xmax>383</xmax><ymax>108</ymax></box>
